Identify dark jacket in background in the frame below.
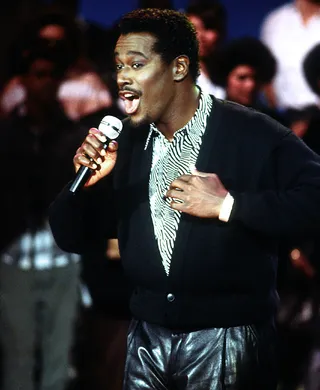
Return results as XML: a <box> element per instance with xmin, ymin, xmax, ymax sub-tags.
<box><xmin>0</xmin><ymin>106</ymin><xmax>87</xmax><ymax>252</ymax></box>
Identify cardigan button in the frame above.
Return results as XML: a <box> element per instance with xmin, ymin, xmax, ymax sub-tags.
<box><xmin>167</xmin><ymin>293</ymin><xmax>175</xmax><ymax>303</ymax></box>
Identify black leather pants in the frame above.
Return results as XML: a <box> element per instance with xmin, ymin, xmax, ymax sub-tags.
<box><xmin>123</xmin><ymin>319</ymin><xmax>278</xmax><ymax>390</ymax></box>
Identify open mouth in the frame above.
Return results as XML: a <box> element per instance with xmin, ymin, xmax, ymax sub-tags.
<box><xmin>119</xmin><ymin>91</ymin><xmax>141</xmax><ymax>115</ymax></box>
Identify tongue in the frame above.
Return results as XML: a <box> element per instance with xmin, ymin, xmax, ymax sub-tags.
<box><xmin>123</xmin><ymin>98</ymin><xmax>140</xmax><ymax>115</ymax></box>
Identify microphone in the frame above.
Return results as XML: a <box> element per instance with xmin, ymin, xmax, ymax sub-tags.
<box><xmin>69</xmin><ymin>115</ymin><xmax>123</xmax><ymax>194</ymax></box>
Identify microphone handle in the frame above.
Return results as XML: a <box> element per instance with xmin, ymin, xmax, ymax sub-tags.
<box><xmin>69</xmin><ymin>165</ymin><xmax>92</xmax><ymax>193</ymax></box>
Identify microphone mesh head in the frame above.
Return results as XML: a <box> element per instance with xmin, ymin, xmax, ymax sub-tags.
<box><xmin>98</xmin><ymin>115</ymin><xmax>123</xmax><ymax>139</ymax></box>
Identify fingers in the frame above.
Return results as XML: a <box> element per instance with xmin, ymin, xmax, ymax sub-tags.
<box><xmin>87</xmin><ymin>128</ymin><xmax>119</xmax><ymax>154</ymax></box>
<box><xmin>89</xmin><ymin>127</ymin><xmax>107</xmax><ymax>143</ymax></box>
<box><xmin>169</xmin><ymin>175</ymin><xmax>192</xmax><ymax>190</ymax></box>
<box><xmin>166</xmin><ymin>188</ymin><xmax>185</xmax><ymax>201</ymax></box>
<box><xmin>191</xmin><ymin>168</ymin><xmax>209</xmax><ymax>178</ymax></box>
<box><xmin>73</xmin><ymin>128</ymin><xmax>118</xmax><ymax>171</ymax></box>
<box><xmin>87</xmin><ymin>128</ymin><xmax>106</xmax><ymax>153</ymax></box>
<box><xmin>169</xmin><ymin>173</ymin><xmax>207</xmax><ymax>191</ymax></box>
<box><xmin>170</xmin><ymin>200</ymin><xmax>184</xmax><ymax>212</ymax></box>
<box><xmin>170</xmin><ymin>171</ymin><xmax>213</xmax><ymax>189</ymax></box>
<box><xmin>107</xmin><ymin>140</ymin><xmax>118</xmax><ymax>153</ymax></box>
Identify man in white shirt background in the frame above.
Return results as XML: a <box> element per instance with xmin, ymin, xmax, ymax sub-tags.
<box><xmin>260</xmin><ymin>0</ymin><xmax>320</xmax><ymax>112</ymax></box>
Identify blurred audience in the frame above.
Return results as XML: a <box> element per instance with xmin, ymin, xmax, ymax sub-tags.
<box><xmin>0</xmin><ymin>6</ymin><xmax>113</xmax><ymax>121</ymax></box>
<box><xmin>0</xmin><ymin>42</ymin><xmax>86</xmax><ymax>390</ymax></box>
<box><xmin>74</xmin><ymin>233</ymin><xmax>132</xmax><ymax>390</ymax></box>
<box><xmin>186</xmin><ymin>1</ymin><xmax>226</xmax><ymax>98</ymax></box>
<box><xmin>301</xmin><ymin>42</ymin><xmax>320</xmax><ymax>151</ymax></box>
<box><xmin>212</xmin><ymin>36</ymin><xmax>288</xmax><ymax>124</ymax></box>
<box><xmin>271</xmin><ymin>39</ymin><xmax>320</xmax><ymax>390</ymax></box>
<box><xmin>276</xmin><ymin>242</ymin><xmax>319</xmax><ymax>390</ymax></box>
<box><xmin>260</xmin><ymin>0</ymin><xmax>320</xmax><ymax>112</ymax></box>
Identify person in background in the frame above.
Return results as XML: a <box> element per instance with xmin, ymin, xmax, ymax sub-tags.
<box><xmin>74</xmin><ymin>227</ymin><xmax>132</xmax><ymax>390</ymax></box>
<box><xmin>0</xmin><ymin>42</ymin><xmax>86</xmax><ymax>390</ymax></box>
<box><xmin>260</xmin><ymin>0</ymin><xmax>320</xmax><ymax>112</ymax></box>
<box><xmin>212</xmin><ymin>36</ymin><xmax>288</xmax><ymax>125</ymax></box>
<box><xmin>302</xmin><ymin>42</ymin><xmax>320</xmax><ymax>152</ymax></box>
<box><xmin>50</xmin><ymin>8</ymin><xmax>320</xmax><ymax>390</ymax></box>
<box><xmin>0</xmin><ymin>6</ymin><xmax>113</xmax><ymax>121</ymax></box>
<box><xmin>186</xmin><ymin>1</ymin><xmax>226</xmax><ymax>98</ymax></box>
<box><xmin>273</xmin><ymin>41</ymin><xmax>320</xmax><ymax>390</ymax></box>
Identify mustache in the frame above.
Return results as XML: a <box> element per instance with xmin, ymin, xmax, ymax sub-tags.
<box><xmin>118</xmin><ymin>87</ymin><xmax>141</xmax><ymax>96</ymax></box>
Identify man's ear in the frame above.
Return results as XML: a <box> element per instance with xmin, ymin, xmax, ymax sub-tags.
<box><xmin>172</xmin><ymin>55</ymin><xmax>190</xmax><ymax>81</ymax></box>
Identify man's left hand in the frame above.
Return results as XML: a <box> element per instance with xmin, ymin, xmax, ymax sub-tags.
<box><xmin>165</xmin><ymin>170</ymin><xmax>228</xmax><ymax>218</ymax></box>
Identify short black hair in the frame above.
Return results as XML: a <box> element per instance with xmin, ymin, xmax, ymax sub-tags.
<box><xmin>303</xmin><ymin>43</ymin><xmax>320</xmax><ymax>96</ymax></box>
<box><xmin>213</xmin><ymin>37</ymin><xmax>276</xmax><ymax>87</ymax></box>
<box><xmin>118</xmin><ymin>8</ymin><xmax>200</xmax><ymax>82</ymax></box>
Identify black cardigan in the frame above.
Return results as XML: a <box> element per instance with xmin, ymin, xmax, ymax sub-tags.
<box><xmin>49</xmin><ymin>97</ymin><xmax>320</xmax><ymax>329</ymax></box>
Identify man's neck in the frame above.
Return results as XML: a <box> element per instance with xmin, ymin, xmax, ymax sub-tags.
<box><xmin>296</xmin><ymin>0</ymin><xmax>320</xmax><ymax>24</ymax></box>
<box><xmin>155</xmin><ymin>85</ymin><xmax>200</xmax><ymax>141</ymax></box>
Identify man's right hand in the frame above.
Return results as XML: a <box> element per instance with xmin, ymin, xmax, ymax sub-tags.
<box><xmin>73</xmin><ymin>127</ymin><xmax>118</xmax><ymax>187</ymax></box>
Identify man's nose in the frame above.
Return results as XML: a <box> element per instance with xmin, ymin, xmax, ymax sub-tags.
<box><xmin>117</xmin><ymin>68</ymin><xmax>133</xmax><ymax>89</ymax></box>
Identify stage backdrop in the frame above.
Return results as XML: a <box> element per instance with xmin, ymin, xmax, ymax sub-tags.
<box><xmin>79</xmin><ymin>0</ymin><xmax>287</xmax><ymax>39</ymax></box>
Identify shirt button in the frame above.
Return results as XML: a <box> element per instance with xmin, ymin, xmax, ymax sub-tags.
<box><xmin>167</xmin><ymin>293</ymin><xmax>175</xmax><ymax>302</ymax></box>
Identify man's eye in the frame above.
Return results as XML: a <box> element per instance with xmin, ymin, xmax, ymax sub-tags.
<box><xmin>115</xmin><ymin>64</ymin><xmax>123</xmax><ymax>71</ymax></box>
<box><xmin>132</xmin><ymin>63</ymin><xmax>143</xmax><ymax>69</ymax></box>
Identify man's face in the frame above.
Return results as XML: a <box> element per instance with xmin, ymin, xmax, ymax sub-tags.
<box><xmin>226</xmin><ymin>65</ymin><xmax>258</xmax><ymax>107</ymax></box>
<box><xmin>115</xmin><ymin>32</ymin><xmax>175</xmax><ymax>127</ymax></box>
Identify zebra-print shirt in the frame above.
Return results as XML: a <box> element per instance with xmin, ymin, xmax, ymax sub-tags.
<box><xmin>145</xmin><ymin>90</ymin><xmax>213</xmax><ymax>276</ymax></box>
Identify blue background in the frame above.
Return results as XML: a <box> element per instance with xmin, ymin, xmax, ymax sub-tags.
<box><xmin>79</xmin><ymin>0</ymin><xmax>287</xmax><ymax>39</ymax></box>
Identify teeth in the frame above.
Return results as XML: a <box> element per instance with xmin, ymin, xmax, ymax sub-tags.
<box><xmin>124</xmin><ymin>93</ymin><xmax>135</xmax><ymax>98</ymax></box>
